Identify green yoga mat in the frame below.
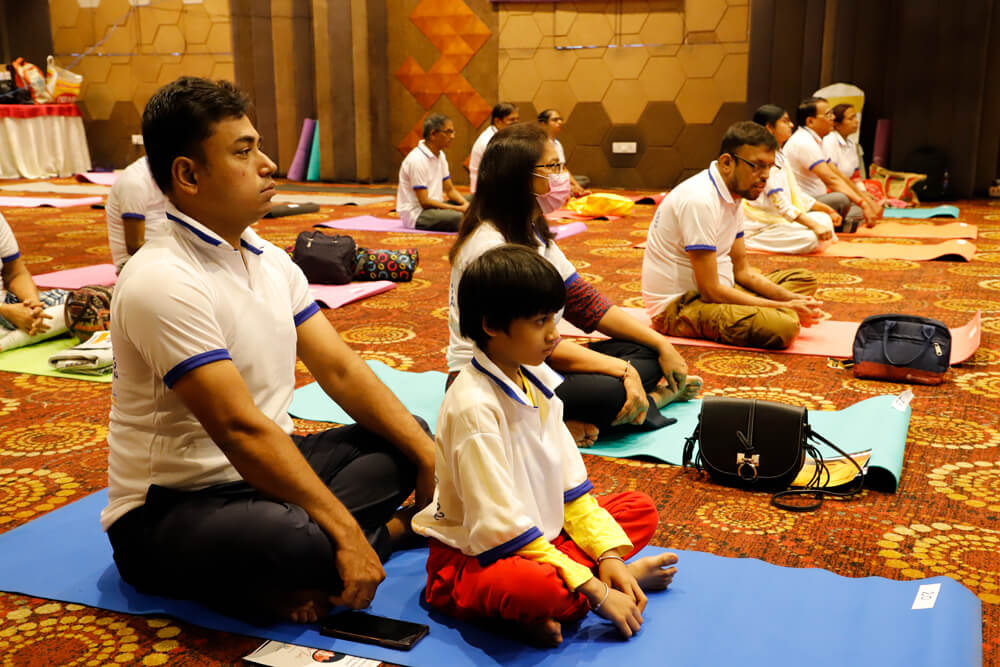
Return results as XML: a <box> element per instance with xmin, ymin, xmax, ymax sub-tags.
<box><xmin>289</xmin><ymin>362</ymin><xmax>910</xmax><ymax>491</ymax></box>
<box><xmin>0</xmin><ymin>337</ymin><xmax>112</xmax><ymax>383</ymax></box>
<box><xmin>306</xmin><ymin>123</ymin><xmax>321</xmax><ymax>182</ymax></box>
<box><xmin>883</xmin><ymin>205</ymin><xmax>959</xmax><ymax>219</ymax></box>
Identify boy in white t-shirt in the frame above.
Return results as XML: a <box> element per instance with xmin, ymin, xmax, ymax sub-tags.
<box><xmin>414</xmin><ymin>244</ymin><xmax>678</xmax><ymax>647</ymax></box>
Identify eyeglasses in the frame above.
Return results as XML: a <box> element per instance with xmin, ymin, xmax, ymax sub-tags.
<box><xmin>534</xmin><ymin>161</ymin><xmax>565</xmax><ymax>173</ymax></box>
<box><xmin>437</xmin><ymin>128</ymin><xmax>455</xmax><ymax>136</ymax></box>
<box><xmin>729</xmin><ymin>153</ymin><xmax>773</xmax><ymax>175</ymax></box>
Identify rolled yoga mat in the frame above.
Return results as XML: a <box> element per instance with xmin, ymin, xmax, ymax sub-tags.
<box><xmin>286</xmin><ymin>118</ymin><xmax>316</xmax><ymax>182</ymax></box>
<box><xmin>306</xmin><ymin>123</ymin><xmax>321</xmax><ymax>182</ymax></box>
<box><xmin>0</xmin><ymin>337</ymin><xmax>112</xmax><ymax>383</ymax></box>
<box><xmin>0</xmin><ymin>491</ymin><xmax>980</xmax><ymax>666</ymax></box>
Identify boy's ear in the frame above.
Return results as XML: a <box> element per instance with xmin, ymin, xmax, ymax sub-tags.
<box><xmin>481</xmin><ymin>316</ymin><xmax>501</xmax><ymax>339</ymax></box>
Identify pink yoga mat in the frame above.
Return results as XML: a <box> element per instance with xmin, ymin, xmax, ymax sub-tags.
<box><xmin>558</xmin><ymin>307</ymin><xmax>981</xmax><ymax>364</ymax></box>
<box><xmin>315</xmin><ymin>216</ymin><xmax>586</xmax><ymax>240</ymax></box>
<box><xmin>798</xmin><ymin>239</ymin><xmax>977</xmax><ymax>261</ymax></box>
<box><xmin>310</xmin><ymin>281</ymin><xmax>395</xmax><ymax>309</ymax></box>
<box><xmin>33</xmin><ymin>263</ymin><xmax>117</xmax><ymax>289</ymax></box>
<box><xmin>74</xmin><ymin>172</ymin><xmax>119</xmax><ymax>186</ymax></box>
<box><xmin>287</xmin><ymin>119</ymin><xmax>316</xmax><ymax>182</ymax></box>
<box><xmin>844</xmin><ymin>222</ymin><xmax>977</xmax><ymax>240</ymax></box>
<box><xmin>0</xmin><ymin>196</ymin><xmax>104</xmax><ymax>208</ymax></box>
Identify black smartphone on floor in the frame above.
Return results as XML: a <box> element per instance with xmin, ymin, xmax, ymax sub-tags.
<box><xmin>319</xmin><ymin>610</ymin><xmax>429</xmax><ymax>651</ymax></box>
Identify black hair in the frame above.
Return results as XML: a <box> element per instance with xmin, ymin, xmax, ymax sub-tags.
<box><xmin>423</xmin><ymin>112</ymin><xmax>450</xmax><ymax>140</ymax></box>
<box><xmin>719</xmin><ymin>120</ymin><xmax>778</xmax><ymax>156</ymax></box>
<box><xmin>752</xmin><ymin>104</ymin><xmax>786</xmax><ymax>128</ymax></box>
<box><xmin>537</xmin><ymin>108</ymin><xmax>559</xmax><ymax>123</ymax></box>
<box><xmin>796</xmin><ymin>96</ymin><xmax>827</xmax><ymax>127</ymax></box>
<box><xmin>142</xmin><ymin>77</ymin><xmax>250</xmax><ymax>194</ymax></box>
<box><xmin>448</xmin><ymin>122</ymin><xmax>554</xmax><ymax>264</ymax></box>
<box><xmin>491</xmin><ymin>102</ymin><xmax>517</xmax><ymax>124</ymax></box>
<box><xmin>458</xmin><ymin>244</ymin><xmax>565</xmax><ymax>350</ymax></box>
<box><xmin>831</xmin><ymin>103</ymin><xmax>854</xmax><ymax>125</ymax></box>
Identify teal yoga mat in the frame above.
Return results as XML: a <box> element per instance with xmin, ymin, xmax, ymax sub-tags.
<box><xmin>0</xmin><ymin>337</ymin><xmax>112</xmax><ymax>383</ymax></box>
<box><xmin>883</xmin><ymin>205</ymin><xmax>959</xmax><ymax>219</ymax></box>
<box><xmin>0</xmin><ymin>490</ymin><xmax>981</xmax><ymax>667</ymax></box>
<box><xmin>289</xmin><ymin>363</ymin><xmax>910</xmax><ymax>491</ymax></box>
<box><xmin>306</xmin><ymin>123</ymin><xmax>321</xmax><ymax>182</ymax></box>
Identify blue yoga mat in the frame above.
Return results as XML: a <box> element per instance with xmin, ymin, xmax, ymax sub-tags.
<box><xmin>883</xmin><ymin>205</ymin><xmax>960</xmax><ymax>219</ymax></box>
<box><xmin>0</xmin><ymin>491</ymin><xmax>981</xmax><ymax>666</ymax></box>
<box><xmin>289</xmin><ymin>362</ymin><xmax>910</xmax><ymax>491</ymax></box>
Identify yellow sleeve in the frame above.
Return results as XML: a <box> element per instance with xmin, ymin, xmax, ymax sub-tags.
<box><xmin>562</xmin><ymin>493</ymin><xmax>632</xmax><ymax>561</ymax></box>
<box><xmin>516</xmin><ymin>537</ymin><xmax>594</xmax><ymax>591</ymax></box>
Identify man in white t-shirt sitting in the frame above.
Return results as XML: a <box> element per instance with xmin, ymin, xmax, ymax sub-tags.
<box><xmin>105</xmin><ymin>156</ymin><xmax>168</xmax><ymax>272</ymax></box>
<box><xmin>468</xmin><ymin>102</ymin><xmax>519</xmax><ymax>193</ymax></box>
<box><xmin>103</xmin><ymin>77</ymin><xmax>435</xmax><ymax>624</ymax></box>
<box><xmin>396</xmin><ymin>113</ymin><xmax>468</xmax><ymax>231</ymax></box>
<box><xmin>783</xmin><ymin>97</ymin><xmax>881</xmax><ymax>232</ymax></box>
<box><xmin>641</xmin><ymin>121</ymin><xmax>823</xmax><ymax>350</ymax></box>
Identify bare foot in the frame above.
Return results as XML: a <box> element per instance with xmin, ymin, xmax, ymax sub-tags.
<box><xmin>649</xmin><ymin>375</ymin><xmax>703</xmax><ymax>409</ymax></box>
<box><xmin>271</xmin><ymin>589</ymin><xmax>331</xmax><ymax>624</ymax></box>
<box><xmin>627</xmin><ymin>552</ymin><xmax>679</xmax><ymax>592</ymax></box>
<box><xmin>386</xmin><ymin>504</ymin><xmax>422</xmax><ymax>550</ymax></box>
<box><xmin>566</xmin><ymin>420</ymin><xmax>600</xmax><ymax>448</ymax></box>
<box><xmin>520</xmin><ymin>618</ymin><xmax>563</xmax><ymax>647</ymax></box>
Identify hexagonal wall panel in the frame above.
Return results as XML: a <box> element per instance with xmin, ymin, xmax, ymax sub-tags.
<box><xmin>153</xmin><ymin>24</ymin><xmax>187</xmax><ymax>54</ymax></box>
<box><xmin>500</xmin><ymin>59</ymin><xmax>542</xmax><ymax>102</ymax></box>
<box><xmin>637</xmin><ymin>101</ymin><xmax>684</xmax><ymax>146</ymax></box>
<box><xmin>603</xmin><ymin>79</ymin><xmax>648</xmax><ymax>124</ymax></box>
<box><xmin>602</xmin><ymin>125</ymin><xmax>644</xmax><ymax>168</ymax></box>
<box><xmin>568</xmin><ymin>59</ymin><xmax>612</xmax><ymax>102</ymax></box>
<box><xmin>639</xmin><ymin>12</ymin><xmax>683</xmax><ymax>46</ymax></box>
<box><xmin>676</xmin><ymin>78</ymin><xmax>724</xmax><ymax>124</ymax></box>
<box><xmin>565</xmin><ymin>102</ymin><xmax>611</xmax><ymax>146</ymax></box>
<box><xmin>716</xmin><ymin>6</ymin><xmax>749</xmax><ymax>43</ymax></box>
<box><xmin>570</xmin><ymin>145</ymin><xmax>612</xmax><ymax>187</ymax></box>
<box><xmin>500</xmin><ymin>15</ymin><xmax>543</xmax><ymax>50</ymax></box>
<box><xmin>565</xmin><ymin>12</ymin><xmax>614</xmax><ymax>47</ymax></box>
<box><xmin>637</xmin><ymin>146</ymin><xmax>683</xmax><ymax>188</ymax></box>
<box><xmin>181</xmin><ymin>9</ymin><xmax>213</xmax><ymax>44</ymax></box>
<box><xmin>603</xmin><ymin>46</ymin><xmax>649</xmax><ymax>80</ymax></box>
<box><xmin>677</xmin><ymin>44</ymin><xmax>726</xmax><ymax>78</ymax></box>
<box><xmin>535</xmin><ymin>48</ymin><xmax>576</xmax><ymax>81</ymax></box>
<box><xmin>639</xmin><ymin>56</ymin><xmax>684</xmax><ymax>102</ymax></box>
<box><xmin>533</xmin><ymin>81</ymin><xmax>578</xmax><ymax>119</ymax></box>
<box><xmin>712</xmin><ymin>102</ymin><xmax>749</xmax><ymax>133</ymax></box>
<box><xmin>712</xmin><ymin>53</ymin><xmax>748</xmax><ymax>102</ymax></box>
<box><xmin>50</xmin><ymin>0</ymin><xmax>80</xmax><ymax>29</ymax></box>
<box><xmin>675</xmin><ymin>123</ymin><xmax>723</xmax><ymax>169</ymax></box>
<box><xmin>686</xmin><ymin>0</ymin><xmax>728</xmax><ymax>32</ymax></box>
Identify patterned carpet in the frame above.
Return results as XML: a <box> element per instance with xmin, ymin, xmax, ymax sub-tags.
<box><xmin>0</xmin><ymin>179</ymin><xmax>997</xmax><ymax>665</ymax></box>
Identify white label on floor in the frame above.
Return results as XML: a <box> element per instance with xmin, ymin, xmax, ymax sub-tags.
<box><xmin>892</xmin><ymin>389</ymin><xmax>914</xmax><ymax>411</ymax></box>
<box><xmin>912</xmin><ymin>583</ymin><xmax>941</xmax><ymax>610</ymax></box>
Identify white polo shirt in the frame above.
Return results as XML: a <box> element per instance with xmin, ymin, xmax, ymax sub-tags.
<box><xmin>412</xmin><ymin>346</ymin><xmax>591</xmax><ymax>564</ymax></box>
<box><xmin>468</xmin><ymin>125</ymin><xmax>497</xmax><ymax>193</ymax></box>
<box><xmin>745</xmin><ymin>150</ymin><xmax>815</xmax><ymax>223</ymax></box>
<box><xmin>823</xmin><ymin>131</ymin><xmax>860</xmax><ymax>180</ymax></box>
<box><xmin>783</xmin><ymin>126</ymin><xmax>831</xmax><ymax>198</ymax></box>
<box><xmin>101</xmin><ymin>203</ymin><xmax>320</xmax><ymax>530</ymax></box>
<box><xmin>0</xmin><ymin>212</ymin><xmax>20</xmax><ymax>298</ymax></box>
<box><xmin>552</xmin><ymin>138</ymin><xmax>567</xmax><ymax>164</ymax></box>
<box><xmin>105</xmin><ymin>157</ymin><xmax>169</xmax><ymax>270</ymax></box>
<box><xmin>641</xmin><ymin>161</ymin><xmax>744</xmax><ymax>318</ymax></box>
<box><xmin>396</xmin><ymin>140</ymin><xmax>452</xmax><ymax>228</ymax></box>
<box><xmin>446</xmin><ymin>222</ymin><xmax>578</xmax><ymax>371</ymax></box>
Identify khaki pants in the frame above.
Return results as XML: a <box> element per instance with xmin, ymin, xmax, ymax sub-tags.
<box><xmin>652</xmin><ymin>268</ymin><xmax>816</xmax><ymax>350</ymax></box>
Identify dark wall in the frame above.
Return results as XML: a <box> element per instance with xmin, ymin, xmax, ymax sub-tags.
<box><xmin>0</xmin><ymin>0</ymin><xmax>54</xmax><ymax>68</ymax></box>
<box><xmin>750</xmin><ymin>0</ymin><xmax>1000</xmax><ymax>197</ymax></box>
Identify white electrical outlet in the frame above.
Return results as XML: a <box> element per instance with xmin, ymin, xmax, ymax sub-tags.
<box><xmin>131</xmin><ymin>134</ymin><xmax>144</xmax><ymax>146</ymax></box>
<box><xmin>612</xmin><ymin>141</ymin><xmax>637</xmax><ymax>154</ymax></box>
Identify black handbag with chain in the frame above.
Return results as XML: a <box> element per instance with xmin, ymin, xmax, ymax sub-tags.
<box><xmin>682</xmin><ymin>397</ymin><xmax>865</xmax><ymax>511</ymax></box>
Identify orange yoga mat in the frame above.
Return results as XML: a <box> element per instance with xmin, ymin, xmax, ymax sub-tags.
<box><xmin>559</xmin><ymin>307</ymin><xmax>981</xmax><ymax>364</ymax></box>
<box><xmin>746</xmin><ymin>239</ymin><xmax>976</xmax><ymax>261</ymax></box>
<box><xmin>844</xmin><ymin>222</ymin><xmax>977</xmax><ymax>240</ymax></box>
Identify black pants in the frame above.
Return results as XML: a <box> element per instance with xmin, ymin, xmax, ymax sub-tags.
<box><xmin>107</xmin><ymin>424</ymin><xmax>417</xmax><ymax>618</ymax></box>
<box><xmin>555</xmin><ymin>339</ymin><xmax>671</xmax><ymax>430</ymax></box>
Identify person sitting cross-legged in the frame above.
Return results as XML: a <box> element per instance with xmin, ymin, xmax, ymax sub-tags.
<box><xmin>396</xmin><ymin>112</ymin><xmax>469</xmax><ymax>232</ymax></box>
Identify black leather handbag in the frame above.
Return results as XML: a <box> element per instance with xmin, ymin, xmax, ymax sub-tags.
<box><xmin>682</xmin><ymin>397</ymin><xmax>865</xmax><ymax>511</ymax></box>
<box><xmin>853</xmin><ymin>314</ymin><xmax>950</xmax><ymax>385</ymax></box>
<box><xmin>292</xmin><ymin>231</ymin><xmax>358</xmax><ymax>285</ymax></box>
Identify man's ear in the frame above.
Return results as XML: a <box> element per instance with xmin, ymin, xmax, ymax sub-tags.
<box><xmin>172</xmin><ymin>156</ymin><xmax>199</xmax><ymax>196</ymax></box>
<box><xmin>717</xmin><ymin>152</ymin><xmax>734</xmax><ymax>175</ymax></box>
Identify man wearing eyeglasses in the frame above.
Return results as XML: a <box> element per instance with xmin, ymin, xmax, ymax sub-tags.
<box><xmin>783</xmin><ymin>97</ymin><xmax>881</xmax><ymax>232</ymax></box>
<box><xmin>641</xmin><ymin>121</ymin><xmax>823</xmax><ymax>350</ymax></box>
<box><xmin>397</xmin><ymin>112</ymin><xmax>469</xmax><ymax>232</ymax></box>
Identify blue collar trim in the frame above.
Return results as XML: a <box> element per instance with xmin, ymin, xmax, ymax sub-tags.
<box><xmin>167</xmin><ymin>212</ymin><xmax>222</xmax><ymax>247</ymax></box>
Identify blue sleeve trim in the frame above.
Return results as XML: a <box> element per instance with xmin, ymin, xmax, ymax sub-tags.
<box><xmin>564</xmin><ymin>271</ymin><xmax>580</xmax><ymax>287</ymax></box>
<box><xmin>443</xmin><ymin>175</ymin><xmax>451</xmax><ymax>181</ymax></box>
<box><xmin>563</xmin><ymin>479</ymin><xmax>593</xmax><ymax>503</ymax></box>
<box><xmin>294</xmin><ymin>301</ymin><xmax>321</xmax><ymax>326</ymax></box>
<box><xmin>766</xmin><ymin>187</ymin><xmax>784</xmax><ymax>196</ymax></box>
<box><xmin>808</xmin><ymin>158</ymin><xmax>826</xmax><ymax>169</ymax></box>
<box><xmin>239</xmin><ymin>238</ymin><xmax>264</xmax><ymax>256</ymax></box>
<box><xmin>735</xmin><ymin>231</ymin><xmax>745</xmax><ymax>239</ymax></box>
<box><xmin>121</xmin><ymin>212</ymin><xmax>146</xmax><ymax>220</ymax></box>
<box><xmin>1</xmin><ymin>251</ymin><xmax>21</xmax><ymax>263</ymax></box>
<box><xmin>685</xmin><ymin>244</ymin><xmax>716</xmax><ymax>252</ymax></box>
<box><xmin>412</xmin><ymin>185</ymin><xmax>428</xmax><ymax>191</ymax></box>
<box><xmin>476</xmin><ymin>526</ymin><xmax>544</xmax><ymax>566</ymax></box>
<box><xmin>163</xmin><ymin>349</ymin><xmax>232</xmax><ymax>388</ymax></box>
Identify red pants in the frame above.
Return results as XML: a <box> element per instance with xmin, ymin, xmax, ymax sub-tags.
<box><xmin>424</xmin><ymin>491</ymin><xmax>658</xmax><ymax>625</ymax></box>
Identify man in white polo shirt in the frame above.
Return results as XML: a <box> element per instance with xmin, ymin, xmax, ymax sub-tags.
<box><xmin>641</xmin><ymin>121</ymin><xmax>823</xmax><ymax>350</ymax></box>
<box><xmin>396</xmin><ymin>112</ymin><xmax>468</xmax><ymax>231</ymax></box>
<box><xmin>105</xmin><ymin>155</ymin><xmax>168</xmax><ymax>272</ymax></box>
<box><xmin>468</xmin><ymin>101</ymin><xmax>518</xmax><ymax>193</ymax></box>
<box><xmin>783</xmin><ymin>97</ymin><xmax>880</xmax><ymax>232</ymax></box>
<box><xmin>103</xmin><ymin>77</ymin><xmax>435</xmax><ymax>624</ymax></box>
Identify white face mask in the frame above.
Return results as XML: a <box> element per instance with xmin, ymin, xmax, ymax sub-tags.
<box><xmin>533</xmin><ymin>171</ymin><xmax>572</xmax><ymax>214</ymax></box>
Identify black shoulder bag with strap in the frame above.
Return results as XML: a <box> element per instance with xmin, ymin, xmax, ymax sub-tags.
<box><xmin>682</xmin><ymin>397</ymin><xmax>865</xmax><ymax>511</ymax></box>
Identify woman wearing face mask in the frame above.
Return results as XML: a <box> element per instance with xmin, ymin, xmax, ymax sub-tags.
<box><xmin>446</xmin><ymin>123</ymin><xmax>700</xmax><ymax>447</ymax></box>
